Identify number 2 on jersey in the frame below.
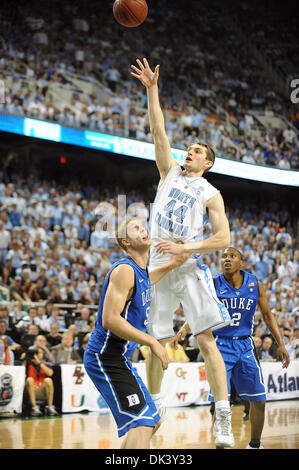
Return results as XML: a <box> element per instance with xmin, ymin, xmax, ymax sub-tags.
<box><xmin>230</xmin><ymin>312</ymin><xmax>242</xmax><ymax>327</ymax></box>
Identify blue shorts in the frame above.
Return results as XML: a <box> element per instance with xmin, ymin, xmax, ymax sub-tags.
<box><xmin>208</xmin><ymin>336</ymin><xmax>266</xmax><ymax>402</ymax></box>
<box><xmin>83</xmin><ymin>347</ymin><xmax>160</xmax><ymax>437</ymax></box>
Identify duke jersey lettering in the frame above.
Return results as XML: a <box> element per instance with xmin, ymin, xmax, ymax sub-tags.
<box><xmin>149</xmin><ymin>165</ymin><xmax>219</xmax><ymax>267</ymax></box>
<box><xmin>86</xmin><ymin>257</ymin><xmax>151</xmax><ymax>358</ymax></box>
<box><xmin>213</xmin><ymin>271</ymin><xmax>259</xmax><ymax>337</ymax></box>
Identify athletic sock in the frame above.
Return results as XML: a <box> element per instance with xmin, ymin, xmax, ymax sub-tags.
<box><xmin>249</xmin><ymin>439</ymin><xmax>261</xmax><ymax>448</ymax></box>
<box><xmin>151</xmin><ymin>393</ymin><xmax>162</xmax><ymax>407</ymax></box>
<box><xmin>215</xmin><ymin>400</ymin><xmax>230</xmax><ymax>413</ymax></box>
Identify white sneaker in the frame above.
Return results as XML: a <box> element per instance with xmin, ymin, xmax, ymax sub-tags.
<box><xmin>157</xmin><ymin>405</ymin><xmax>167</xmax><ymax>423</ymax></box>
<box><xmin>246</xmin><ymin>443</ymin><xmax>264</xmax><ymax>449</ymax></box>
<box><xmin>213</xmin><ymin>409</ymin><xmax>235</xmax><ymax>448</ymax></box>
<box><xmin>152</xmin><ymin>404</ymin><xmax>167</xmax><ymax>436</ymax></box>
<box><xmin>45</xmin><ymin>405</ymin><xmax>58</xmax><ymax>416</ymax></box>
<box><xmin>31</xmin><ymin>405</ymin><xmax>42</xmax><ymax>417</ymax></box>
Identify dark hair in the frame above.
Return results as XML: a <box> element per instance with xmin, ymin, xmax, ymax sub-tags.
<box><xmin>226</xmin><ymin>247</ymin><xmax>245</xmax><ymax>261</ymax></box>
<box><xmin>26</xmin><ymin>346</ymin><xmax>38</xmax><ymax>360</ymax></box>
<box><xmin>194</xmin><ymin>140</ymin><xmax>215</xmax><ymax>173</ymax></box>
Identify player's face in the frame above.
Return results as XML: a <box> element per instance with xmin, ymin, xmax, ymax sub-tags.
<box><xmin>126</xmin><ymin>219</ymin><xmax>151</xmax><ymax>250</ymax></box>
<box><xmin>183</xmin><ymin>144</ymin><xmax>212</xmax><ymax>173</ymax></box>
<box><xmin>221</xmin><ymin>248</ymin><xmax>242</xmax><ymax>274</ymax></box>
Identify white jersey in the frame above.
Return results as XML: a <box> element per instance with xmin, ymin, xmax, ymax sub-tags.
<box><xmin>149</xmin><ymin>165</ymin><xmax>219</xmax><ymax>267</ymax></box>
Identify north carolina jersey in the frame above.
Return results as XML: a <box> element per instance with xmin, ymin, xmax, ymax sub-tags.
<box><xmin>213</xmin><ymin>271</ymin><xmax>259</xmax><ymax>337</ymax></box>
<box><xmin>149</xmin><ymin>165</ymin><xmax>219</xmax><ymax>267</ymax></box>
<box><xmin>87</xmin><ymin>257</ymin><xmax>151</xmax><ymax>358</ymax></box>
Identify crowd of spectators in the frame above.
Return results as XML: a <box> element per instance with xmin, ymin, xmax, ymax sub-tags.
<box><xmin>0</xmin><ymin>0</ymin><xmax>298</xmax><ymax>420</ymax></box>
<box><xmin>234</xmin><ymin>0</ymin><xmax>299</xmax><ymax>80</ymax></box>
<box><xmin>0</xmin><ymin>0</ymin><xmax>298</xmax><ymax>169</ymax></box>
<box><xmin>0</xmin><ymin>169</ymin><xmax>298</xmax><ymax>376</ymax></box>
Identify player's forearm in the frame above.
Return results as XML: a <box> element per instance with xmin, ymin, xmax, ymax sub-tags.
<box><xmin>103</xmin><ymin>315</ymin><xmax>155</xmax><ymax>348</ymax></box>
<box><xmin>149</xmin><ymin>260</ymin><xmax>177</xmax><ymax>285</ymax></box>
<box><xmin>263</xmin><ymin>313</ymin><xmax>285</xmax><ymax>347</ymax></box>
<box><xmin>147</xmin><ymin>84</ymin><xmax>176</xmax><ymax>177</ymax></box>
<box><xmin>147</xmin><ymin>85</ymin><xmax>165</xmax><ymax>134</ymax></box>
<box><xmin>183</xmin><ymin>231</ymin><xmax>231</xmax><ymax>254</ymax></box>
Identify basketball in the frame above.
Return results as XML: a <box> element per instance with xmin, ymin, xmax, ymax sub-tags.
<box><xmin>113</xmin><ymin>0</ymin><xmax>148</xmax><ymax>28</ymax></box>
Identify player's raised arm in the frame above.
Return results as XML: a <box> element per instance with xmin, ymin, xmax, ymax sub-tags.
<box><xmin>102</xmin><ymin>264</ymin><xmax>169</xmax><ymax>370</ymax></box>
<box><xmin>130</xmin><ymin>58</ymin><xmax>178</xmax><ymax>185</ymax></box>
<box><xmin>257</xmin><ymin>281</ymin><xmax>290</xmax><ymax>369</ymax></box>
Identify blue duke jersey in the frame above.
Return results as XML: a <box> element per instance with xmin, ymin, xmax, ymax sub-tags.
<box><xmin>213</xmin><ymin>271</ymin><xmax>259</xmax><ymax>337</ymax></box>
<box><xmin>208</xmin><ymin>271</ymin><xmax>266</xmax><ymax>403</ymax></box>
<box><xmin>87</xmin><ymin>257</ymin><xmax>151</xmax><ymax>358</ymax></box>
<box><xmin>149</xmin><ymin>165</ymin><xmax>219</xmax><ymax>267</ymax></box>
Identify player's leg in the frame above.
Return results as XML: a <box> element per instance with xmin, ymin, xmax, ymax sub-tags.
<box><xmin>196</xmin><ymin>329</ymin><xmax>228</xmax><ymax>403</ymax></box>
<box><xmin>179</xmin><ymin>266</ymin><xmax>234</xmax><ymax>447</ymax></box>
<box><xmin>121</xmin><ymin>425</ymin><xmax>153</xmax><ymax>449</ymax></box>
<box><xmin>231</xmin><ymin>337</ymin><xmax>266</xmax><ymax>449</ymax></box>
<box><xmin>247</xmin><ymin>400</ymin><xmax>266</xmax><ymax>449</ymax></box>
<box><xmin>146</xmin><ymin>272</ymin><xmax>179</xmax><ymax>414</ymax></box>
<box><xmin>208</xmin><ymin>338</ymin><xmax>236</xmax><ymax>422</ymax></box>
<box><xmin>83</xmin><ymin>348</ymin><xmax>159</xmax><ymax>448</ymax></box>
<box><xmin>195</xmin><ymin>330</ymin><xmax>234</xmax><ymax>448</ymax></box>
<box><xmin>145</xmin><ymin>337</ymin><xmax>168</xmax><ymax>394</ymax></box>
<box><xmin>179</xmin><ymin>264</ymin><xmax>231</xmax><ymax>403</ymax></box>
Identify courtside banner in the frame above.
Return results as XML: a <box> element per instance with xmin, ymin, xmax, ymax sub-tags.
<box><xmin>60</xmin><ymin>361</ymin><xmax>299</xmax><ymax>413</ymax></box>
<box><xmin>60</xmin><ymin>364</ymin><xmax>109</xmax><ymax>413</ymax></box>
<box><xmin>0</xmin><ymin>365</ymin><xmax>25</xmax><ymax>413</ymax></box>
<box><xmin>135</xmin><ymin>362</ymin><xmax>210</xmax><ymax>407</ymax></box>
<box><xmin>261</xmin><ymin>360</ymin><xmax>299</xmax><ymax>401</ymax></box>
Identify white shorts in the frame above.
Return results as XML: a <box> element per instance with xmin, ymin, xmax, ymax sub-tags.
<box><xmin>147</xmin><ymin>259</ymin><xmax>231</xmax><ymax>340</ymax></box>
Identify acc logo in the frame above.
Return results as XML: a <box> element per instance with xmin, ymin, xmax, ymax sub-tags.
<box><xmin>198</xmin><ymin>365</ymin><xmax>206</xmax><ymax>381</ymax></box>
<box><xmin>73</xmin><ymin>366</ymin><xmax>85</xmax><ymax>384</ymax></box>
<box><xmin>0</xmin><ymin>374</ymin><xmax>13</xmax><ymax>406</ymax></box>
<box><xmin>176</xmin><ymin>367</ymin><xmax>187</xmax><ymax>380</ymax></box>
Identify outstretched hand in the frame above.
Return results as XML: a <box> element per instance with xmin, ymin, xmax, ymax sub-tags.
<box><xmin>167</xmin><ymin>328</ymin><xmax>187</xmax><ymax>350</ymax></box>
<box><xmin>130</xmin><ymin>58</ymin><xmax>159</xmax><ymax>88</ymax></box>
<box><xmin>278</xmin><ymin>344</ymin><xmax>290</xmax><ymax>369</ymax></box>
<box><xmin>155</xmin><ymin>240</ymin><xmax>185</xmax><ymax>256</ymax></box>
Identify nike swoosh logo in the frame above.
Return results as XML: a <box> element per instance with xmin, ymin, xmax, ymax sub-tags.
<box><xmin>139</xmin><ymin>279</ymin><xmax>144</xmax><ymax>283</ymax></box>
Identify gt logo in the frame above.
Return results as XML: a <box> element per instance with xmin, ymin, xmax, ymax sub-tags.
<box><xmin>176</xmin><ymin>367</ymin><xmax>187</xmax><ymax>380</ymax></box>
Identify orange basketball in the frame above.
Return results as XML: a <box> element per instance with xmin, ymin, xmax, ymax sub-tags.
<box><xmin>113</xmin><ymin>0</ymin><xmax>148</xmax><ymax>28</ymax></box>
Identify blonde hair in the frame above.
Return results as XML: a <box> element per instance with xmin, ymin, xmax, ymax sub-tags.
<box><xmin>116</xmin><ymin>218</ymin><xmax>137</xmax><ymax>251</ymax></box>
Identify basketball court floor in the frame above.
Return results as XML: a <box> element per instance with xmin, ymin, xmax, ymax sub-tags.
<box><xmin>1</xmin><ymin>399</ymin><xmax>299</xmax><ymax>449</ymax></box>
